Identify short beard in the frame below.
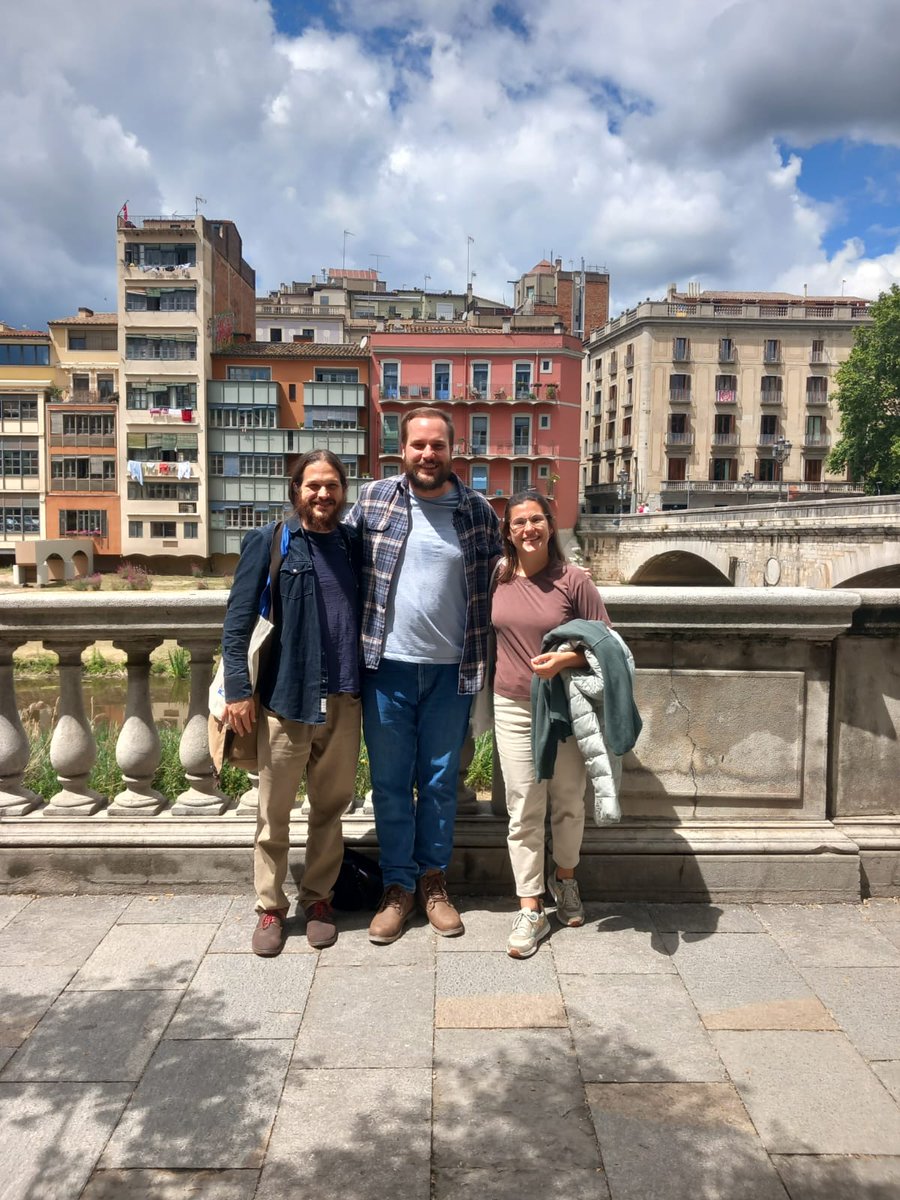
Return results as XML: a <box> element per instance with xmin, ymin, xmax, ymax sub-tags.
<box><xmin>298</xmin><ymin>499</ymin><xmax>341</xmax><ymax>532</ymax></box>
<box><xmin>404</xmin><ymin>462</ymin><xmax>451</xmax><ymax>492</ymax></box>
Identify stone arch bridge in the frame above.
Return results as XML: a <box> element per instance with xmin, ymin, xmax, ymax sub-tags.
<box><xmin>578</xmin><ymin>496</ymin><xmax>900</xmax><ymax>588</ymax></box>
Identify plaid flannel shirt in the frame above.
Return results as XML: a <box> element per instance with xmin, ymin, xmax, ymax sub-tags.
<box><xmin>345</xmin><ymin>474</ymin><xmax>501</xmax><ymax>694</ymax></box>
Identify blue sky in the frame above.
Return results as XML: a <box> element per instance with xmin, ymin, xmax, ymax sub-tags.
<box><xmin>1</xmin><ymin>0</ymin><xmax>899</xmax><ymax>328</ymax></box>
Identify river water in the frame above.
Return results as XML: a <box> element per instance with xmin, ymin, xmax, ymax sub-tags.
<box><xmin>16</xmin><ymin>676</ymin><xmax>190</xmax><ymax>729</ymax></box>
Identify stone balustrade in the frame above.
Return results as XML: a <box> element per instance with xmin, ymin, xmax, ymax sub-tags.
<box><xmin>1</xmin><ymin>589</ymin><xmax>898</xmax><ymax>900</ymax></box>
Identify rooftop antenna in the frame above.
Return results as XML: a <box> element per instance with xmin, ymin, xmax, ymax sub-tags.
<box><xmin>466</xmin><ymin>235</ymin><xmax>475</xmax><ymax>286</ymax></box>
<box><xmin>370</xmin><ymin>252</ymin><xmax>390</xmax><ymax>274</ymax></box>
<box><xmin>194</xmin><ymin>195</ymin><xmax>207</xmax><ymax>215</ymax></box>
<box><xmin>342</xmin><ymin>230</ymin><xmax>354</xmax><ymax>272</ymax></box>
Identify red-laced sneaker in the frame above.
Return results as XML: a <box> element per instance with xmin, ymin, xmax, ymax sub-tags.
<box><xmin>305</xmin><ymin>899</ymin><xmax>338</xmax><ymax>949</ymax></box>
<box><xmin>251</xmin><ymin>908</ymin><xmax>288</xmax><ymax>957</ymax></box>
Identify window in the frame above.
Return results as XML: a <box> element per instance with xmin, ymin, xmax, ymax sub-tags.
<box><xmin>125</xmin><ymin>289</ymin><xmax>195</xmax><ymax>312</ymax></box>
<box><xmin>128</xmin><ymin>521</ymin><xmax>144</xmax><ymax>538</ymax></box>
<box><xmin>811</xmin><ymin>339</ymin><xmax>825</xmax><ymax>363</ymax></box>
<box><xmin>303</xmin><ymin>406</ymin><xmax>357</xmax><ymax>431</ymax></box>
<box><xmin>127</xmin><ymin>382</ymin><xmax>196</xmax><ymax>409</ymax></box>
<box><xmin>69</xmin><ymin>335</ymin><xmax>86</xmax><ymax>350</ymax></box>
<box><xmin>1</xmin><ymin>448</ymin><xmax>39</xmax><ymax>476</ymax></box>
<box><xmin>806</xmin><ymin>377</ymin><xmax>828</xmax><ymax>402</ymax></box>
<box><xmin>183</xmin><ymin>522</ymin><xmax>199</xmax><ymax>538</ymax></box>
<box><xmin>760</xmin><ymin>414</ymin><xmax>778</xmax><ymax>440</ymax></box>
<box><xmin>51</xmin><ymin>456</ymin><xmax>115</xmax><ymax>481</ymax></box>
<box><xmin>302</xmin><ymin>328</ymin><xmax>314</xmax><ymax>340</ymax></box>
<box><xmin>288</xmin><ymin>384</ymin><xmax>296</xmax><ymax>401</ymax></box>
<box><xmin>269</xmin><ymin>328</ymin><xmax>282</xmax><ymax>343</ymax></box>
<box><xmin>540</xmin><ymin>358</ymin><xmax>552</xmax><ymax>373</ymax></box>
<box><xmin>669</xmin><ymin>412</ymin><xmax>688</xmax><ymax>434</ymax></box>
<box><xmin>179</xmin><ymin>502</ymin><xmax>197</xmax><ymax>514</ymax></box>
<box><xmin>806</xmin><ymin>414</ymin><xmax>824</xmax><ymax>439</ymax></box>
<box><xmin>761</xmin><ymin>376</ymin><xmax>783</xmax><ymax>401</ymax></box>
<box><xmin>0</xmin><ymin>342</ymin><xmax>50</xmax><ymax>365</ymax></box>
<box><xmin>714</xmin><ymin>412</ymin><xmax>734</xmax><ymax>435</ymax></box>
<box><xmin>538</xmin><ymin>465</ymin><xmax>549</xmax><ymax>478</ymax></box>
<box><xmin>470</xmin><ymin>464</ymin><xmax>488</xmax><ymax>494</ymax></box>
<box><xmin>225</xmin><ymin>366</ymin><xmax>271</xmax><ymax>381</ymax></box>
<box><xmin>625</xmin><ymin>378</ymin><xmax>633</xmax><ymax>406</ymax></box>
<box><xmin>239</xmin><ymin>456</ymin><xmax>283</xmax><ymax>476</ymax></box>
<box><xmin>210</xmin><ymin>454</ymin><xmax>224</xmax><ymax>474</ymax></box>
<box><xmin>58</xmin><ymin>510</ymin><xmax>108</xmax><ymax>537</ymax></box>
<box><xmin>150</xmin><ymin>522</ymin><xmax>177</xmax><ymax>539</ymax></box>
<box><xmin>382</xmin><ymin>463</ymin><xmax>400</xmax><ymax>477</ymax></box>
<box><xmin>757</xmin><ymin>459</ymin><xmax>776</xmax><ymax>482</ymax></box>
<box><xmin>72</xmin><ymin>374</ymin><xmax>90</xmax><ymax>394</ymax></box>
<box><xmin>97</xmin><ymin>375</ymin><xmax>116</xmax><ymax>398</ymax></box>
<box><xmin>434</xmin><ymin>362</ymin><xmax>450</xmax><ymax>400</ymax></box>
<box><xmin>381</xmin><ymin>362</ymin><xmax>399</xmax><ymax>398</ymax></box>
<box><xmin>666</xmin><ymin>458</ymin><xmax>687</xmax><ymax>482</ymax></box>
<box><xmin>609</xmin><ymin>384</ymin><xmax>617</xmax><ymax>408</ymax></box>
<box><xmin>470</xmin><ymin>415</ymin><xmax>488</xmax><ymax>453</ymax></box>
<box><xmin>672</xmin><ymin>337</ymin><xmax>690</xmax><ymax>362</ymax></box>
<box><xmin>764</xmin><ymin>339</ymin><xmax>781</xmax><ymax>363</ymax></box>
<box><xmin>670</xmin><ymin>374</ymin><xmax>691</xmax><ymax>400</ymax></box>
<box><xmin>513</xmin><ymin>415</ymin><xmax>531</xmax><ymax>452</ymax></box>
<box><xmin>715</xmin><ymin>375</ymin><xmax>737</xmax><ymax>404</ymax></box>
<box><xmin>512</xmin><ymin>464</ymin><xmax>530</xmax><ymax>491</ymax></box>
<box><xmin>124</xmin><ymin>242</ymin><xmax>196</xmax><ymax>267</ymax></box>
<box><xmin>514</xmin><ymin>363</ymin><xmax>532</xmax><ymax>398</ymax></box>
<box><xmin>471</xmin><ymin>362</ymin><xmax>489</xmax><ymax>396</ymax></box>
<box><xmin>538</xmin><ymin>414</ymin><xmax>550</xmax><ymax>430</ymax></box>
<box><xmin>315</xmin><ymin>368</ymin><xmax>359</xmax><ymax>383</ymax></box>
<box><xmin>382</xmin><ymin>413</ymin><xmax>400</xmax><ymax>453</ymax></box>
<box><xmin>1</xmin><ymin>502</ymin><xmax>39</xmax><ymax>533</ymax></box>
<box><xmin>804</xmin><ymin>459</ymin><xmax>823</xmax><ymax>483</ymax></box>
<box><xmin>209</xmin><ymin>408</ymin><xmax>276</xmax><ymax>430</ymax></box>
<box><xmin>719</xmin><ymin>338</ymin><xmax>735</xmax><ymax>362</ymax></box>
<box><xmin>126</xmin><ymin>336</ymin><xmax>196</xmax><ymax>360</ymax></box>
<box><xmin>711</xmin><ymin>458</ymin><xmax>737</xmax><ymax>482</ymax></box>
<box><xmin>0</xmin><ymin>394</ymin><xmax>38</xmax><ymax>420</ymax></box>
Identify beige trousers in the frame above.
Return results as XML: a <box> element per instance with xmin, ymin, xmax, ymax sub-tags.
<box><xmin>255</xmin><ymin>694</ymin><xmax>361</xmax><ymax>912</ymax></box>
<box><xmin>493</xmin><ymin>693</ymin><xmax>587</xmax><ymax>898</ymax></box>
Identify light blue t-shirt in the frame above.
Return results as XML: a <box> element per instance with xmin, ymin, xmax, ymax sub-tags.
<box><xmin>383</xmin><ymin>487</ymin><xmax>467</xmax><ymax>663</ymax></box>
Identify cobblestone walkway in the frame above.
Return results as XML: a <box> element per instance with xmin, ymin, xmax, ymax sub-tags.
<box><xmin>1</xmin><ymin>893</ymin><xmax>899</xmax><ymax>1199</ymax></box>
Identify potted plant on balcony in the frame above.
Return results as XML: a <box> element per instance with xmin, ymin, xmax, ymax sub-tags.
<box><xmin>493</xmin><ymin>388</ymin><xmax>507</xmax><ymax>400</ymax></box>
<box><xmin>546</xmin><ymin>383</ymin><xmax>558</xmax><ymax>400</ymax></box>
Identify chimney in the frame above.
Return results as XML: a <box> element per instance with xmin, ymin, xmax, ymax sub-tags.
<box><xmin>554</xmin><ymin>258</ymin><xmax>562</xmax><ymax>270</ymax></box>
<box><xmin>77</xmin><ymin>306</ymin><xmax>94</xmax><ymax>318</ymax></box>
<box><xmin>502</xmin><ymin>317</ymin><xmax>511</xmax><ymax>334</ymax></box>
<box><xmin>553</xmin><ymin>319</ymin><xmax>564</xmax><ymax>335</ymax></box>
<box><xmin>666</xmin><ymin>283</ymin><xmax>677</xmax><ymax>301</ymax></box>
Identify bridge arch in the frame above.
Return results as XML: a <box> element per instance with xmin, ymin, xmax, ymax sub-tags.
<box><xmin>813</xmin><ymin>544</ymin><xmax>900</xmax><ymax>589</ymax></box>
<box><xmin>628</xmin><ymin>544</ymin><xmax>733</xmax><ymax>586</ymax></box>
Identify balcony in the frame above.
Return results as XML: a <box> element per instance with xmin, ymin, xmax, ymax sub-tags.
<box><xmin>715</xmin><ymin>390</ymin><xmax>737</xmax><ymax>405</ymax></box>
<box><xmin>718</xmin><ymin>347</ymin><xmax>736</xmax><ymax>363</ymax></box>
<box><xmin>803</xmin><ymin>434</ymin><xmax>831</xmax><ymax>450</ymax></box>
<box><xmin>669</xmin><ymin>389</ymin><xmax>692</xmax><ymax>405</ymax></box>
<box><xmin>64</xmin><ymin>389</ymin><xmax>119</xmax><ymax>405</ymax></box>
<box><xmin>806</xmin><ymin>390</ymin><xmax>829</xmax><ymax>406</ymax></box>
<box><xmin>125</xmin><ymin>461</ymin><xmax>195</xmax><ymax>481</ymax></box>
<box><xmin>760</xmin><ymin>390</ymin><xmax>784</xmax><ymax>406</ymax></box>
<box><xmin>49</xmin><ymin>433</ymin><xmax>116</xmax><ymax>448</ymax></box>
<box><xmin>810</xmin><ymin>350</ymin><xmax>827</xmax><ymax>364</ymax></box>
<box><xmin>624</xmin><ymin>352</ymin><xmax>634</xmax><ymax>370</ymax></box>
<box><xmin>303</xmin><ymin>382</ymin><xmax>367</xmax><ymax>409</ymax></box>
<box><xmin>48</xmin><ymin>477</ymin><xmax>117</xmax><ymax>493</ymax></box>
<box><xmin>455</xmin><ymin>441</ymin><xmax>558</xmax><ymax>458</ymax></box>
<box><xmin>665</xmin><ymin>432</ymin><xmax>695</xmax><ymax>447</ymax></box>
<box><xmin>711</xmin><ymin>432</ymin><xmax>739</xmax><ymax>447</ymax></box>
<box><xmin>757</xmin><ymin>433</ymin><xmax>781</xmax><ymax>447</ymax></box>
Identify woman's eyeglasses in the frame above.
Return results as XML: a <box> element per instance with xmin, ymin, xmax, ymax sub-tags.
<box><xmin>509</xmin><ymin>515</ymin><xmax>547</xmax><ymax>530</ymax></box>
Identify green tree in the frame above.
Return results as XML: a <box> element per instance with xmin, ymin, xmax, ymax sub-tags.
<box><xmin>828</xmin><ymin>284</ymin><xmax>900</xmax><ymax>493</ymax></box>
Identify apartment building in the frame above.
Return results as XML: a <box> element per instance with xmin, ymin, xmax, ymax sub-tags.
<box><xmin>45</xmin><ymin>310</ymin><xmax>121</xmax><ymax>557</ymax></box>
<box><xmin>117</xmin><ymin>214</ymin><xmax>255</xmax><ymax>560</ymax></box>
<box><xmin>370</xmin><ymin>323</ymin><xmax>584</xmax><ymax>534</ymax></box>
<box><xmin>514</xmin><ymin>259</ymin><xmax>610</xmax><ymax>338</ymax></box>
<box><xmin>0</xmin><ymin>323</ymin><xmax>50</xmax><ymax>554</ymax></box>
<box><xmin>208</xmin><ymin>341</ymin><xmax>370</xmax><ymax>561</ymax></box>
<box><xmin>581</xmin><ymin>288</ymin><xmax>870</xmax><ymax>513</ymax></box>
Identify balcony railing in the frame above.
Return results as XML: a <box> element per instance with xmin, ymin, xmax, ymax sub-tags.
<box><xmin>803</xmin><ymin>434</ymin><xmax>831</xmax><ymax>449</ymax></box>
<box><xmin>810</xmin><ymin>351</ymin><xmax>827</xmax><ymax>364</ymax></box>
<box><xmin>715</xmin><ymin>390</ymin><xmax>737</xmax><ymax>405</ymax></box>
<box><xmin>66</xmin><ymin>389</ymin><xmax>119</xmax><ymax>405</ymax></box>
<box><xmin>806</xmin><ymin>391</ymin><xmax>829</xmax><ymax>406</ymax></box>
<box><xmin>760</xmin><ymin>390</ymin><xmax>784</xmax><ymax>406</ymax></box>
<box><xmin>669</xmin><ymin>389</ymin><xmax>692</xmax><ymax>405</ymax></box>
<box><xmin>665</xmin><ymin>432</ymin><xmax>694</xmax><ymax>446</ymax></box>
<box><xmin>49</xmin><ymin>433</ymin><xmax>116</xmax><ymax>447</ymax></box>
<box><xmin>757</xmin><ymin>433</ymin><xmax>780</xmax><ymax>446</ymax></box>
<box><xmin>48</xmin><ymin>477</ymin><xmax>117</xmax><ymax>492</ymax></box>
<box><xmin>711</xmin><ymin>432</ymin><xmax>739</xmax><ymax>446</ymax></box>
<box><xmin>624</xmin><ymin>352</ymin><xmax>634</xmax><ymax>369</ymax></box>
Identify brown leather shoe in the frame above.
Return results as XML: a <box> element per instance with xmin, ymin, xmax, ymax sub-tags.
<box><xmin>368</xmin><ymin>885</ymin><xmax>415</xmax><ymax>944</ymax></box>
<box><xmin>305</xmin><ymin>899</ymin><xmax>337</xmax><ymax>949</ymax></box>
<box><xmin>417</xmin><ymin>869</ymin><xmax>464</xmax><ymax>937</ymax></box>
<box><xmin>251</xmin><ymin>908</ymin><xmax>288</xmax><ymax>957</ymax></box>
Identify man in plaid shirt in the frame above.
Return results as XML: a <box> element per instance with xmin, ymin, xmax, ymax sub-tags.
<box><xmin>346</xmin><ymin>408</ymin><xmax>501</xmax><ymax>943</ymax></box>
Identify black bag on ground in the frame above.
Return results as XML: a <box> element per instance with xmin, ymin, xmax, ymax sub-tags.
<box><xmin>331</xmin><ymin>847</ymin><xmax>384</xmax><ymax>911</ymax></box>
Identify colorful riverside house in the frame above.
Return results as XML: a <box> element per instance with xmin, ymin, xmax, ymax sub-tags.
<box><xmin>208</xmin><ymin>340</ymin><xmax>371</xmax><ymax>567</ymax></box>
<box><xmin>45</xmin><ymin>309</ymin><xmax>122</xmax><ymax>560</ymax></box>
<box><xmin>369</xmin><ymin>322</ymin><xmax>585</xmax><ymax>537</ymax></box>
<box><xmin>0</xmin><ymin>322</ymin><xmax>50</xmax><ymax>560</ymax></box>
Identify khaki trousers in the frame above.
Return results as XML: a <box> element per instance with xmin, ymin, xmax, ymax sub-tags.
<box><xmin>493</xmin><ymin>693</ymin><xmax>587</xmax><ymax>898</ymax></box>
<box><xmin>255</xmin><ymin>693</ymin><xmax>361</xmax><ymax>912</ymax></box>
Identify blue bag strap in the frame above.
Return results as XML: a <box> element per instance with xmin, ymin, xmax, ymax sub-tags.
<box><xmin>257</xmin><ymin>522</ymin><xmax>289</xmax><ymax>619</ymax></box>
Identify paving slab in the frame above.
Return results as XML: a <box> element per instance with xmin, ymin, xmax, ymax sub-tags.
<box><xmin>433</xmin><ymin>1028</ymin><xmax>602</xmax><ymax>1169</ymax></box>
<box><xmin>205</xmin><ymin>900</ymin><xmax>315</xmax><ymax>955</ymax></box>
<box><xmin>713</xmin><ymin>1030</ymin><xmax>900</xmax><ymax>1154</ymax></box>
<box><xmin>0</xmin><ymin>1046</ymin><xmax>14</xmax><ymax>1071</ymax></box>
<box><xmin>118</xmin><ymin>895</ymin><xmax>237</xmax><ymax>925</ymax></box>
<box><xmin>585</xmin><ymin>1082</ymin><xmax>788</xmax><ymax>1200</ymax></box>
<box><xmin>551</xmin><ymin>917</ymin><xmax>675</xmax><ymax>975</ymax></box>
<box><xmin>663</xmin><ymin>931</ymin><xmax>835</xmax><ymax>1030</ymax></box>
<box><xmin>0</xmin><ymin>1081</ymin><xmax>132</xmax><ymax>1200</ymax></box>
<box><xmin>101</xmin><ymin>1039</ymin><xmax>292</xmax><ymax>1169</ymax></box>
<box><xmin>293</xmin><ymin>965</ymin><xmax>434</xmax><ymax>1068</ymax></box>
<box><xmin>81</xmin><ymin>1170</ymin><xmax>261</xmax><ymax>1199</ymax></box>
<box><xmin>755</xmin><ymin>903</ymin><xmax>900</xmax><ymax>967</ymax></box>
<box><xmin>872</xmin><ymin>1061</ymin><xmax>900</xmax><ymax>1103</ymax></box>
<box><xmin>650</xmin><ymin>903</ymin><xmax>764</xmax><ymax>934</ymax></box>
<box><xmin>166</xmin><ymin>952</ymin><xmax>316</xmax><ymax>1039</ymax></box>
<box><xmin>69</xmin><ymin>923</ymin><xmax>217</xmax><ymax>991</ymax></box>
<box><xmin>435</xmin><ymin>950</ymin><xmax>565</xmax><ymax>1027</ymax></box>
<box><xmin>312</xmin><ymin>912</ymin><xmax>435</xmax><ymax>966</ymax></box>
<box><xmin>257</xmin><ymin>1067</ymin><xmax>431</xmax><ymax>1200</ymax></box>
<box><xmin>0</xmin><ymin>895</ymin><xmax>31</xmax><ymax>929</ymax></box>
<box><xmin>801</xmin><ymin>967</ymin><xmax>900</xmax><ymax>1060</ymax></box>
<box><xmin>771</xmin><ymin>1154</ymin><xmax>900</xmax><ymax>1200</ymax></box>
<box><xmin>0</xmin><ymin>964</ymin><xmax>75</xmax><ymax>1047</ymax></box>
<box><xmin>433</xmin><ymin>1167</ymin><xmax>610</xmax><ymax>1199</ymax></box>
<box><xmin>3</xmin><ymin>989</ymin><xmax>180</xmax><ymax>1081</ymax></box>
<box><xmin>434</xmin><ymin>902</ymin><xmax>519</xmax><ymax>953</ymax></box>
<box><xmin>0</xmin><ymin>895</ymin><xmax>130</xmax><ymax>969</ymax></box>
<box><xmin>561</xmin><ymin>973</ymin><xmax>726</xmax><ymax>1082</ymax></box>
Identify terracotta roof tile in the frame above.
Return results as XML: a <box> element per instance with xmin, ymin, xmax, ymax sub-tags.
<box><xmin>212</xmin><ymin>341</ymin><xmax>369</xmax><ymax>359</ymax></box>
<box><xmin>0</xmin><ymin>324</ymin><xmax>48</xmax><ymax>338</ymax></box>
<box><xmin>48</xmin><ymin>312</ymin><xmax>118</xmax><ymax>326</ymax></box>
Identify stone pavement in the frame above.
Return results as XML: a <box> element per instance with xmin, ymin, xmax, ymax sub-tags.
<box><xmin>1</xmin><ymin>894</ymin><xmax>900</xmax><ymax>1200</ymax></box>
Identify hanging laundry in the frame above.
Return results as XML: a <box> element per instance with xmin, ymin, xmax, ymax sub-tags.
<box><xmin>177</xmin><ymin>461</ymin><xmax>192</xmax><ymax>479</ymax></box>
<box><xmin>127</xmin><ymin>460</ymin><xmax>143</xmax><ymax>486</ymax></box>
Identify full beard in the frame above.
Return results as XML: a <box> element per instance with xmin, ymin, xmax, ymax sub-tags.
<box><xmin>405</xmin><ymin>462</ymin><xmax>451</xmax><ymax>491</ymax></box>
<box><xmin>298</xmin><ymin>500</ymin><xmax>341</xmax><ymax>532</ymax></box>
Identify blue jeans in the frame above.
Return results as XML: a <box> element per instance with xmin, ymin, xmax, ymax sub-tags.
<box><xmin>362</xmin><ymin>660</ymin><xmax>473</xmax><ymax>892</ymax></box>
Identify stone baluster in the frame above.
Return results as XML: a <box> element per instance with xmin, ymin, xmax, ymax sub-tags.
<box><xmin>44</xmin><ymin>643</ymin><xmax>104</xmax><ymax>816</ymax></box>
<box><xmin>173</xmin><ymin>641</ymin><xmax>228</xmax><ymax>816</ymax></box>
<box><xmin>456</xmin><ymin>733</ymin><xmax>479</xmax><ymax>815</ymax></box>
<box><xmin>0</xmin><ymin>641</ymin><xmax>44</xmax><ymax>816</ymax></box>
<box><xmin>109</xmin><ymin>638</ymin><xmax>166</xmax><ymax>815</ymax></box>
<box><xmin>235</xmin><ymin>772</ymin><xmax>260</xmax><ymax>816</ymax></box>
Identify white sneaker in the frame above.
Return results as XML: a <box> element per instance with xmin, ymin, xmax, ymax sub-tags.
<box><xmin>507</xmin><ymin>908</ymin><xmax>551</xmax><ymax>958</ymax></box>
<box><xmin>549</xmin><ymin>875</ymin><xmax>585</xmax><ymax>927</ymax></box>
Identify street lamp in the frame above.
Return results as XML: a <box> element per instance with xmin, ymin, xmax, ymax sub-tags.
<box><xmin>772</xmin><ymin>437</ymin><xmax>792</xmax><ymax>502</ymax></box>
<box><xmin>741</xmin><ymin>470</ymin><xmax>754</xmax><ymax>505</ymax></box>
<box><xmin>616</xmin><ymin>469</ymin><xmax>630</xmax><ymax>515</ymax></box>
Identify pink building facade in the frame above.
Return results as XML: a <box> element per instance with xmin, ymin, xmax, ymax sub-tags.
<box><xmin>369</xmin><ymin>328</ymin><xmax>584</xmax><ymax>533</ymax></box>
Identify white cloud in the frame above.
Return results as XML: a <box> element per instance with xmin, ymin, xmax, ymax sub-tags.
<box><xmin>1</xmin><ymin>0</ymin><xmax>899</xmax><ymax>328</ymax></box>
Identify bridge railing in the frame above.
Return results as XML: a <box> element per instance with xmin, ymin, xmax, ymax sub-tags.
<box><xmin>580</xmin><ymin>494</ymin><xmax>900</xmax><ymax>529</ymax></box>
